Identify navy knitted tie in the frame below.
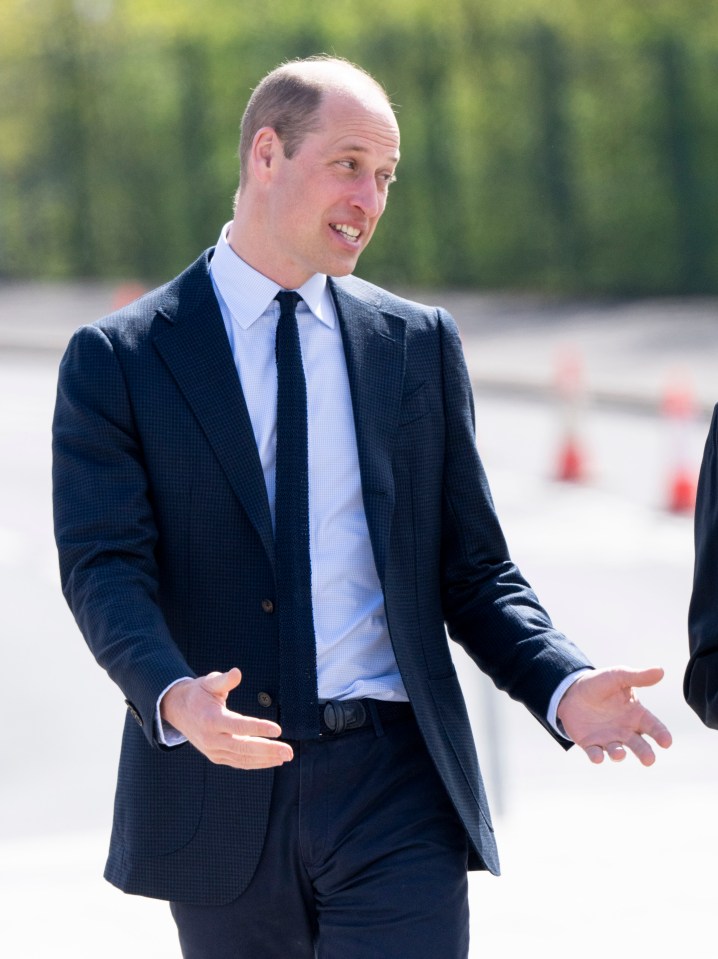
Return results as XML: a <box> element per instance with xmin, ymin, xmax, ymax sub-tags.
<box><xmin>274</xmin><ymin>291</ymin><xmax>319</xmax><ymax>739</ymax></box>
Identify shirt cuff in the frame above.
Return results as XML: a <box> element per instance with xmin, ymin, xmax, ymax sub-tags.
<box><xmin>155</xmin><ymin>677</ymin><xmax>193</xmax><ymax>747</ymax></box>
<box><xmin>548</xmin><ymin>668</ymin><xmax>593</xmax><ymax>740</ymax></box>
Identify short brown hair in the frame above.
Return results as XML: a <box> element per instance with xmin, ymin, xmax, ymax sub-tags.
<box><xmin>238</xmin><ymin>56</ymin><xmax>391</xmax><ymax>189</ymax></box>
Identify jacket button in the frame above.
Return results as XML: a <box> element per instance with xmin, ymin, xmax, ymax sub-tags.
<box><xmin>261</xmin><ymin>599</ymin><xmax>274</xmax><ymax>614</ymax></box>
<box><xmin>258</xmin><ymin>692</ymin><xmax>273</xmax><ymax>708</ymax></box>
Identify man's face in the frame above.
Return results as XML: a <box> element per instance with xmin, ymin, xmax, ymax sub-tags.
<box><xmin>258</xmin><ymin>89</ymin><xmax>400</xmax><ymax>288</ymax></box>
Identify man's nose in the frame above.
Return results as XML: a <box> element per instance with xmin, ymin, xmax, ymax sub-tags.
<box><xmin>351</xmin><ymin>176</ymin><xmax>383</xmax><ymax>218</ymax></box>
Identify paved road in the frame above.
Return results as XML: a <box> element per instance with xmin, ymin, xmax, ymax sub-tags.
<box><xmin>1</xmin><ymin>289</ymin><xmax>718</xmax><ymax>956</ymax></box>
<box><xmin>2</xmin><ymin>280</ymin><xmax>718</xmax><ymax>412</ymax></box>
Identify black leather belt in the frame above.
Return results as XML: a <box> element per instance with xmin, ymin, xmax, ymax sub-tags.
<box><xmin>319</xmin><ymin>699</ymin><xmax>413</xmax><ymax>737</ymax></box>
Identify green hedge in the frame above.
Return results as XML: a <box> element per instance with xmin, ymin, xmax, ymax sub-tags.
<box><xmin>1</xmin><ymin>0</ymin><xmax>717</xmax><ymax>293</ymax></box>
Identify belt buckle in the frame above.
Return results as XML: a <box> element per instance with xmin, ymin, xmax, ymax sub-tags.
<box><xmin>322</xmin><ymin>700</ymin><xmax>367</xmax><ymax>734</ymax></box>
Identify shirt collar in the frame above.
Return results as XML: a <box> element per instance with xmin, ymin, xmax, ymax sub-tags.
<box><xmin>210</xmin><ymin>223</ymin><xmax>334</xmax><ymax>330</ymax></box>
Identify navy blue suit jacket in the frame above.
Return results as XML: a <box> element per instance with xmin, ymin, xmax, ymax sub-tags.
<box><xmin>53</xmin><ymin>250</ymin><xmax>591</xmax><ymax>904</ymax></box>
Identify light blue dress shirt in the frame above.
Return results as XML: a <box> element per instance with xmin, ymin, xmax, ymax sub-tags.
<box><xmin>210</xmin><ymin>224</ymin><xmax>408</xmax><ymax>704</ymax></box>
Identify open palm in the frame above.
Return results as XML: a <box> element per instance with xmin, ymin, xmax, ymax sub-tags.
<box><xmin>557</xmin><ymin>666</ymin><xmax>672</xmax><ymax>766</ymax></box>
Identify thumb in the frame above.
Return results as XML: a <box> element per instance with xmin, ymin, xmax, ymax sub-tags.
<box><xmin>202</xmin><ymin>667</ymin><xmax>243</xmax><ymax>701</ymax></box>
<box><xmin>620</xmin><ymin>665</ymin><xmax>665</xmax><ymax>689</ymax></box>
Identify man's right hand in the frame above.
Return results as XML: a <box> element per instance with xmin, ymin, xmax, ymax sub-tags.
<box><xmin>160</xmin><ymin>667</ymin><xmax>293</xmax><ymax>768</ymax></box>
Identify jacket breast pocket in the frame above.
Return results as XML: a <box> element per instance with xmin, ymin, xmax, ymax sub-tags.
<box><xmin>398</xmin><ymin>381</ymin><xmax>432</xmax><ymax>426</ymax></box>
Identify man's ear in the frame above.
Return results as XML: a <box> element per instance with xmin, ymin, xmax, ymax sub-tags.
<box><xmin>251</xmin><ymin>127</ymin><xmax>281</xmax><ymax>184</ymax></box>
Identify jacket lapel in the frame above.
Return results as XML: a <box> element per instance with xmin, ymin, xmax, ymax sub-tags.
<box><xmin>152</xmin><ymin>252</ymin><xmax>276</xmax><ymax>572</ymax></box>
<box><xmin>330</xmin><ymin>279</ymin><xmax>406</xmax><ymax>582</ymax></box>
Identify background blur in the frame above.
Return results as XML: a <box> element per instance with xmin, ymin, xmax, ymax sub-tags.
<box><xmin>2</xmin><ymin>1</ymin><xmax>718</xmax><ymax>957</ymax></box>
<box><xmin>1</xmin><ymin>0</ymin><xmax>718</xmax><ymax>294</ymax></box>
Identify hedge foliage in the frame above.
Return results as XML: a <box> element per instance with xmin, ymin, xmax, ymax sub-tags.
<box><xmin>1</xmin><ymin>0</ymin><xmax>717</xmax><ymax>293</ymax></box>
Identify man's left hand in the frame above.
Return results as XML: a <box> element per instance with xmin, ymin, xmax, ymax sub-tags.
<box><xmin>557</xmin><ymin>666</ymin><xmax>672</xmax><ymax>766</ymax></box>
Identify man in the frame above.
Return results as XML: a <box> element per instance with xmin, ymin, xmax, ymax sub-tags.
<box><xmin>53</xmin><ymin>56</ymin><xmax>671</xmax><ymax>958</ymax></box>
<box><xmin>686</xmin><ymin>407</ymin><xmax>718</xmax><ymax>724</ymax></box>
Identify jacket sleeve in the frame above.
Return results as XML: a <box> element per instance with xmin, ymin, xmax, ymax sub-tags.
<box><xmin>52</xmin><ymin>323</ymin><xmax>195</xmax><ymax>746</ymax></box>
<box><xmin>685</xmin><ymin>405</ymin><xmax>718</xmax><ymax>727</ymax></box>
<box><xmin>436</xmin><ymin>309</ymin><xmax>593</xmax><ymax>743</ymax></box>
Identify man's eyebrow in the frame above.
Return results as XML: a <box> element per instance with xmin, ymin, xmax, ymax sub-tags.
<box><xmin>337</xmin><ymin>143</ymin><xmax>400</xmax><ymax>163</ymax></box>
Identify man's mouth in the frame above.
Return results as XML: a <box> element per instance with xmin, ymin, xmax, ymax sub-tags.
<box><xmin>330</xmin><ymin>223</ymin><xmax>362</xmax><ymax>243</ymax></box>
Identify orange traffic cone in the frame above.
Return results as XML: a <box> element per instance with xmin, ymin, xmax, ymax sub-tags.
<box><xmin>554</xmin><ymin>347</ymin><xmax>588</xmax><ymax>483</ymax></box>
<box><xmin>663</xmin><ymin>377</ymin><xmax>697</xmax><ymax>513</ymax></box>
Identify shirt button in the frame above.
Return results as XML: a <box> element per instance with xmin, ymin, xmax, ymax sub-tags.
<box><xmin>257</xmin><ymin>692</ymin><xmax>273</xmax><ymax>708</ymax></box>
<box><xmin>261</xmin><ymin>599</ymin><xmax>274</xmax><ymax>614</ymax></box>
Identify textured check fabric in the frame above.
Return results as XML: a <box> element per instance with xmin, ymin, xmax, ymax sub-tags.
<box><xmin>274</xmin><ymin>291</ymin><xmax>319</xmax><ymax>739</ymax></box>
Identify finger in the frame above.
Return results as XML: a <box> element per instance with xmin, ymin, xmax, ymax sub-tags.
<box><xmin>583</xmin><ymin>744</ymin><xmax>605</xmax><ymax>764</ymax></box>
<box><xmin>203</xmin><ymin>667</ymin><xmax>243</xmax><ymax>696</ymax></box>
<box><xmin>605</xmin><ymin>742</ymin><xmax>626</xmax><ymax>762</ymax></box>
<box><xmin>222</xmin><ymin>713</ymin><xmax>285</xmax><ymax>740</ymax></box>
<box><xmin>230</xmin><ymin>735</ymin><xmax>294</xmax><ymax>762</ymax></box>
<box><xmin>640</xmin><ymin>713</ymin><xmax>673</xmax><ymax>750</ymax></box>
<box><xmin>617</xmin><ymin>666</ymin><xmax>665</xmax><ymax>689</ymax></box>
<box><xmin>213</xmin><ymin>735</ymin><xmax>294</xmax><ymax>768</ymax></box>
<box><xmin>624</xmin><ymin>733</ymin><xmax>657</xmax><ymax>767</ymax></box>
<box><xmin>208</xmin><ymin>752</ymin><xmax>288</xmax><ymax>769</ymax></box>
<box><xmin>628</xmin><ymin>702</ymin><xmax>673</xmax><ymax>749</ymax></box>
<box><xmin>205</xmin><ymin>733</ymin><xmax>293</xmax><ymax>760</ymax></box>
<box><xmin>654</xmin><ymin>725</ymin><xmax>673</xmax><ymax>749</ymax></box>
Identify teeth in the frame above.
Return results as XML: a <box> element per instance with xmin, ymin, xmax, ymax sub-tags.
<box><xmin>332</xmin><ymin>224</ymin><xmax>361</xmax><ymax>239</ymax></box>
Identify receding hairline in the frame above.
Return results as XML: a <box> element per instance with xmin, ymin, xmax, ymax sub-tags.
<box><xmin>272</xmin><ymin>56</ymin><xmax>394</xmax><ymax>106</ymax></box>
<box><xmin>237</xmin><ymin>56</ymin><xmax>397</xmax><ymax>193</ymax></box>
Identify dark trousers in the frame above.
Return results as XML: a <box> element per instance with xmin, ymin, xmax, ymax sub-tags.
<box><xmin>170</xmin><ymin>712</ymin><xmax>470</xmax><ymax>959</ymax></box>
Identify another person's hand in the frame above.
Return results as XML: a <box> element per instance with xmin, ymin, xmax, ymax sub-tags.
<box><xmin>557</xmin><ymin>666</ymin><xmax>672</xmax><ymax>766</ymax></box>
<box><xmin>161</xmin><ymin>667</ymin><xmax>293</xmax><ymax>769</ymax></box>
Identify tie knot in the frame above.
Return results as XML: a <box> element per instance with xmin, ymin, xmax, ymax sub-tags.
<box><xmin>275</xmin><ymin>290</ymin><xmax>301</xmax><ymax>318</ymax></box>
